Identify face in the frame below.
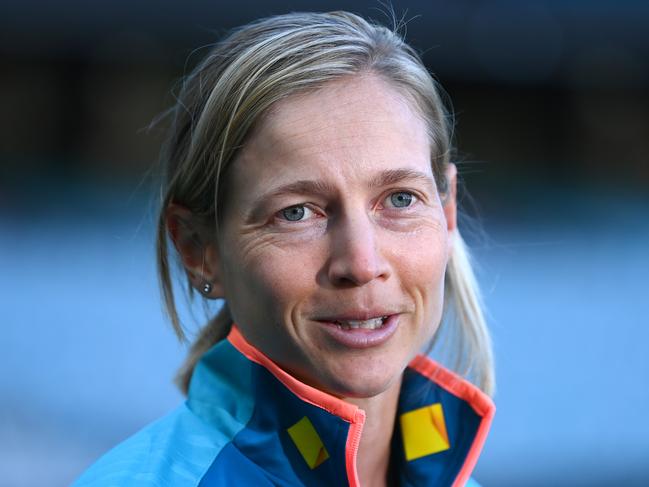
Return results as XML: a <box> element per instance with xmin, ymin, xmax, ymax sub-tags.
<box><xmin>215</xmin><ymin>74</ymin><xmax>455</xmax><ymax>399</ymax></box>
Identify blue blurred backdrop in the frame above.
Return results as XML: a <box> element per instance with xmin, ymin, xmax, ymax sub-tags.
<box><xmin>2</xmin><ymin>1</ymin><xmax>648</xmax><ymax>486</ymax></box>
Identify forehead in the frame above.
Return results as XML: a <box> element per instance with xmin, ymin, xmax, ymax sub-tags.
<box><xmin>260</xmin><ymin>75</ymin><xmax>428</xmax><ymax>161</ymax></box>
<box><xmin>229</xmin><ymin>74</ymin><xmax>432</xmax><ymax>198</ymax></box>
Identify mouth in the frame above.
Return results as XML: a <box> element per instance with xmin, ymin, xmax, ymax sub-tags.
<box><xmin>314</xmin><ymin>313</ymin><xmax>400</xmax><ymax>349</ymax></box>
<box><xmin>331</xmin><ymin>316</ymin><xmax>388</xmax><ymax>331</ymax></box>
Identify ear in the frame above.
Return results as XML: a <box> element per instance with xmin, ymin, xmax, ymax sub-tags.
<box><xmin>442</xmin><ymin>162</ymin><xmax>458</xmax><ymax>239</ymax></box>
<box><xmin>165</xmin><ymin>202</ymin><xmax>224</xmax><ymax>299</ymax></box>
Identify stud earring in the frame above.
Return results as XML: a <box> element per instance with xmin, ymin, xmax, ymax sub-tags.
<box><xmin>202</xmin><ymin>282</ymin><xmax>213</xmax><ymax>294</ymax></box>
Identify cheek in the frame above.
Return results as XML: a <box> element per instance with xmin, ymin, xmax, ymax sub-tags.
<box><xmin>392</xmin><ymin>222</ymin><xmax>449</xmax><ymax>282</ymax></box>
<box><xmin>391</xmin><ymin>227</ymin><xmax>449</xmax><ymax>325</ymax></box>
<box><xmin>222</xmin><ymin>237</ymin><xmax>321</xmax><ymax>324</ymax></box>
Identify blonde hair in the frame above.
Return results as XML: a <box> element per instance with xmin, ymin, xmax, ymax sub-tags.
<box><xmin>156</xmin><ymin>11</ymin><xmax>495</xmax><ymax>396</ymax></box>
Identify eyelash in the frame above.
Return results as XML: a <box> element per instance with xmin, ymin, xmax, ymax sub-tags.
<box><xmin>276</xmin><ymin>191</ymin><xmax>419</xmax><ymax>223</ymax></box>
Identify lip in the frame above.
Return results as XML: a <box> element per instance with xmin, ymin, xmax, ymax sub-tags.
<box><xmin>315</xmin><ymin>313</ymin><xmax>400</xmax><ymax>349</ymax></box>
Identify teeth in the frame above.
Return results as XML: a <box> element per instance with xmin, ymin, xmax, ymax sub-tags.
<box><xmin>335</xmin><ymin>316</ymin><xmax>387</xmax><ymax>330</ymax></box>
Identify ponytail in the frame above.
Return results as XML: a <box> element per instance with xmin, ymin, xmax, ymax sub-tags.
<box><xmin>175</xmin><ymin>303</ymin><xmax>233</xmax><ymax>394</ymax></box>
<box><xmin>437</xmin><ymin>231</ymin><xmax>495</xmax><ymax>396</ymax></box>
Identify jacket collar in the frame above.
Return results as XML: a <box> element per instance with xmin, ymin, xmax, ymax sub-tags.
<box><xmin>189</xmin><ymin>325</ymin><xmax>494</xmax><ymax>487</ymax></box>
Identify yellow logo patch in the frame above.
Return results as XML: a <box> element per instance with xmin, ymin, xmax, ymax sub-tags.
<box><xmin>400</xmin><ymin>403</ymin><xmax>450</xmax><ymax>461</ymax></box>
<box><xmin>287</xmin><ymin>416</ymin><xmax>330</xmax><ymax>469</ymax></box>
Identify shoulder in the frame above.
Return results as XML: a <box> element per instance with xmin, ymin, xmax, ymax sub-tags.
<box><xmin>72</xmin><ymin>403</ymin><xmax>233</xmax><ymax>487</ymax></box>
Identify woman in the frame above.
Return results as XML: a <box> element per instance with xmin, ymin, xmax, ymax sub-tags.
<box><xmin>75</xmin><ymin>11</ymin><xmax>495</xmax><ymax>487</ymax></box>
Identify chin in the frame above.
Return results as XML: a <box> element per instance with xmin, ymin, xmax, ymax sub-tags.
<box><xmin>317</xmin><ymin>359</ymin><xmax>405</xmax><ymax>400</ymax></box>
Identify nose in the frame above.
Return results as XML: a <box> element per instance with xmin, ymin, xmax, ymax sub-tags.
<box><xmin>326</xmin><ymin>213</ymin><xmax>391</xmax><ymax>287</ymax></box>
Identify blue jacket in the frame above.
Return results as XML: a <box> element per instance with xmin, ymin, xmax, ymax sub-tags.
<box><xmin>74</xmin><ymin>326</ymin><xmax>494</xmax><ymax>486</ymax></box>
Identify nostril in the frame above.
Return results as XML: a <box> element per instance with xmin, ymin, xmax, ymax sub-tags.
<box><xmin>328</xmin><ymin>252</ymin><xmax>390</xmax><ymax>287</ymax></box>
<box><xmin>325</xmin><ymin>217</ymin><xmax>391</xmax><ymax>286</ymax></box>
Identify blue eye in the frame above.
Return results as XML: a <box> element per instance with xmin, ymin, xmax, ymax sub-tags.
<box><xmin>389</xmin><ymin>192</ymin><xmax>414</xmax><ymax>208</ymax></box>
<box><xmin>280</xmin><ymin>205</ymin><xmax>308</xmax><ymax>221</ymax></box>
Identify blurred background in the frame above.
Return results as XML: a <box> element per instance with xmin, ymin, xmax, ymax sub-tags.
<box><xmin>1</xmin><ymin>0</ymin><xmax>648</xmax><ymax>486</ymax></box>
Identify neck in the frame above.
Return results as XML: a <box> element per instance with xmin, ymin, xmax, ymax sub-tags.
<box><xmin>345</xmin><ymin>377</ymin><xmax>402</xmax><ymax>487</ymax></box>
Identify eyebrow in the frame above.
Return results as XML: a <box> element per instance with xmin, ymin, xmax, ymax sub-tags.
<box><xmin>247</xmin><ymin>167</ymin><xmax>436</xmax><ymax>220</ymax></box>
<box><xmin>261</xmin><ymin>179</ymin><xmax>339</xmax><ymax>201</ymax></box>
<box><xmin>368</xmin><ymin>168</ymin><xmax>436</xmax><ymax>192</ymax></box>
